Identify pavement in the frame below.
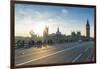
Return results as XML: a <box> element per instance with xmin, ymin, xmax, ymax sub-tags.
<box><xmin>15</xmin><ymin>41</ymin><xmax>95</xmax><ymax>66</ymax></box>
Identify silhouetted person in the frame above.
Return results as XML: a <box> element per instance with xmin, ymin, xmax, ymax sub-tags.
<box><xmin>21</xmin><ymin>40</ymin><xmax>25</xmax><ymax>48</ymax></box>
<box><xmin>16</xmin><ymin>40</ymin><xmax>22</xmax><ymax>48</ymax></box>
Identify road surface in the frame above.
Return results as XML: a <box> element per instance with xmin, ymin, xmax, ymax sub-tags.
<box><xmin>15</xmin><ymin>41</ymin><xmax>95</xmax><ymax>66</ymax></box>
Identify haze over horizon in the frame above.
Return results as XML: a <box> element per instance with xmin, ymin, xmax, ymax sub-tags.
<box><xmin>15</xmin><ymin>4</ymin><xmax>95</xmax><ymax>37</ymax></box>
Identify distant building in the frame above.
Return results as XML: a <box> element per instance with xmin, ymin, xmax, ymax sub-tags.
<box><xmin>43</xmin><ymin>26</ymin><xmax>49</xmax><ymax>43</ymax></box>
<box><xmin>77</xmin><ymin>31</ymin><xmax>81</xmax><ymax>37</ymax></box>
<box><xmin>86</xmin><ymin>19</ymin><xmax>90</xmax><ymax>38</ymax></box>
<box><xmin>71</xmin><ymin>32</ymin><xmax>76</xmax><ymax>36</ymax></box>
<box><xmin>71</xmin><ymin>31</ymin><xmax>81</xmax><ymax>37</ymax></box>
<box><xmin>43</xmin><ymin>19</ymin><xmax>91</xmax><ymax>43</ymax></box>
<box><xmin>43</xmin><ymin>26</ymin><xmax>48</xmax><ymax>38</ymax></box>
<box><xmin>43</xmin><ymin>26</ymin><xmax>66</xmax><ymax>43</ymax></box>
<box><xmin>56</xmin><ymin>27</ymin><xmax>61</xmax><ymax>35</ymax></box>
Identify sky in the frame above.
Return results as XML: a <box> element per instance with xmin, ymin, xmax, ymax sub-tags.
<box><xmin>15</xmin><ymin>4</ymin><xmax>95</xmax><ymax>37</ymax></box>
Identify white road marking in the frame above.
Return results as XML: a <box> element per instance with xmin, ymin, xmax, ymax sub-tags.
<box><xmin>72</xmin><ymin>53</ymin><xmax>83</xmax><ymax>63</ymax></box>
<box><xmin>16</xmin><ymin>45</ymin><xmax>80</xmax><ymax>66</ymax></box>
<box><xmin>72</xmin><ymin>47</ymin><xmax>89</xmax><ymax>63</ymax></box>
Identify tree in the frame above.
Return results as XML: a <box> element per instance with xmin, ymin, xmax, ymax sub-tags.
<box><xmin>29</xmin><ymin>30</ymin><xmax>37</xmax><ymax>40</ymax></box>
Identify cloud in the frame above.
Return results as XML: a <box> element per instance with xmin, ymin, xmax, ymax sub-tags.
<box><xmin>62</xmin><ymin>9</ymin><xmax>68</xmax><ymax>14</ymax></box>
<box><xmin>15</xmin><ymin>4</ymin><xmax>94</xmax><ymax>37</ymax></box>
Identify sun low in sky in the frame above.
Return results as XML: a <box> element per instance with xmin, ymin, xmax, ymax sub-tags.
<box><xmin>15</xmin><ymin>3</ymin><xmax>95</xmax><ymax>37</ymax></box>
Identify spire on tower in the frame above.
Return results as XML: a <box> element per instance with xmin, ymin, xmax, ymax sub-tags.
<box><xmin>57</xmin><ymin>27</ymin><xmax>59</xmax><ymax>32</ymax></box>
<box><xmin>56</xmin><ymin>27</ymin><xmax>61</xmax><ymax>35</ymax></box>
<box><xmin>86</xmin><ymin>19</ymin><xmax>90</xmax><ymax>26</ymax></box>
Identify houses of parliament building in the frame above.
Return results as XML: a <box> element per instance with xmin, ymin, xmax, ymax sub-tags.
<box><xmin>43</xmin><ymin>19</ymin><xmax>91</xmax><ymax>43</ymax></box>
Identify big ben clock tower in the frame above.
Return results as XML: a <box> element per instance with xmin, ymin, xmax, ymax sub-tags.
<box><xmin>86</xmin><ymin>19</ymin><xmax>90</xmax><ymax>38</ymax></box>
